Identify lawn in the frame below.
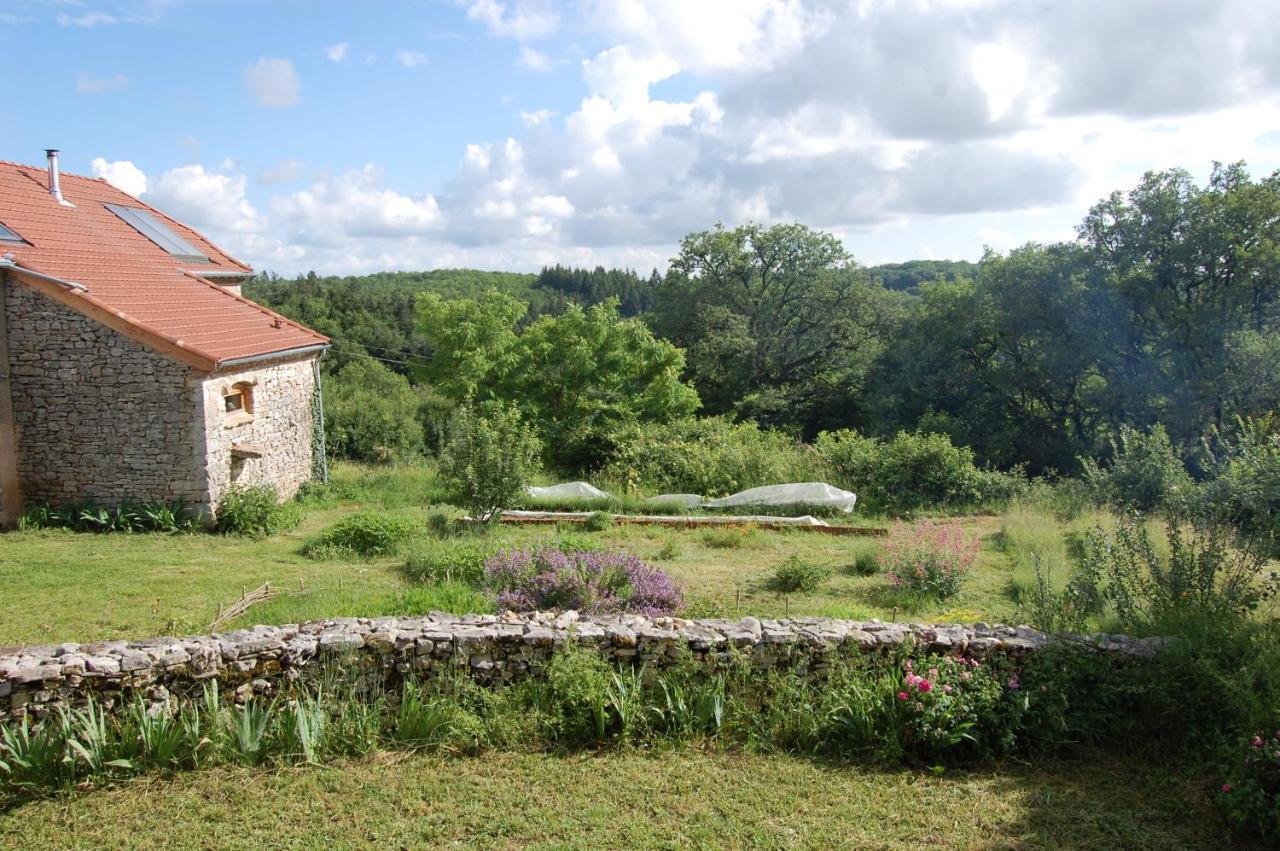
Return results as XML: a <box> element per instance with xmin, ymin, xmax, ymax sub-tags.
<box><xmin>0</xmin><ymin>749</ymin><xmax>1230</xmax><ymax>850</ymax></box>
<box><xmin>0</xmin><ymin>463</ymin><xmax>1070</xmax><ymax>647</ymax></box>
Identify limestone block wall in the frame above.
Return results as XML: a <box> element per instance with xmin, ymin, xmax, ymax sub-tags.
<box><xmin>200</xmin><ymin>356</ymin><xmax>317</xmax><ymax>511</ymax></box>
<box><xmin>3</xmin><ymin>283</ymin><xmax>208</xmax><ymax>509</ymax></box>
<box><xmin>0</xmin><ymin>613</ymin><xmax>1166</xmax><ymax>721</ymax></box>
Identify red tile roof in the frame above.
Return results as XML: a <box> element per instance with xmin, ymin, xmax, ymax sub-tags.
<box><xmin>0</xmin><ymin>160</ymin><xmax>327</xmax><ymax>371</ymax></box>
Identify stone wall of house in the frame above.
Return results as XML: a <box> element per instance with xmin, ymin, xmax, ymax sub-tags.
<box><xmin>3</xmin><ymin>282</ymin><xmax>209</xmax><ymax>510</ymax></box>
<box><xmin>0</xmin><ymin>612</ymin><xmax>1166</xmax><ymax>721</ymax></box>
<box><xmin>199</xmin><ymin>356</ymin><xmax>317</xmax><ymax>512</ymax></box>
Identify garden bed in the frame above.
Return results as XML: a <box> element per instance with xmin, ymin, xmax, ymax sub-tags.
<box><xmin>497</xmin><ymin>509</ymin><xmax>888</xmax><ymax>536</ymax></box>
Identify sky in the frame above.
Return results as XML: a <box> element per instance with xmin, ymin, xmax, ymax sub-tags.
<box><xmin>2</xmin><ymin>0</ymin><xmax>1280</xmax><ymax>277</ymax></box>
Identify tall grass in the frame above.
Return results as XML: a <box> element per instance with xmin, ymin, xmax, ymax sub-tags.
<box><xmin>1001</xmin><ymin>503</ymin><xmax>1072</xmax><ymax>601</ymax></box>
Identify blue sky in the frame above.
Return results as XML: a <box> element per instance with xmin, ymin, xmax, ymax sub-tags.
<box><xmin>3</xmin><ymin>0</ymin><xmax>1280</xmax><ymax>276</ymax></box>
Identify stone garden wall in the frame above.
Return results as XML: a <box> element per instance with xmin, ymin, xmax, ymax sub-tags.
<box><xmin>0</xmin><ymin>612</ymin><xmax>1165</xmax><ymax>722</ymax></box>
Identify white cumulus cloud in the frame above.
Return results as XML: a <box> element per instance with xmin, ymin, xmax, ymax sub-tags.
<box><xmin>244</xmin><ymin>58</ymin><xmax>300</xmax><ymax>108</ymax></box>
<box><xmin>325</xmin><ymin>42</ymin><xmax>350</xmax><ymax>62</ymax></box>
<box><xmin>91</xmin><ymin>158</ymin><xmax>148</xmax><ymax>198</ymax></box>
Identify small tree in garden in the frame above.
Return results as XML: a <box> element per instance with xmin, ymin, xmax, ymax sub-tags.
<box><xmin>882</xmin><ymin>520</ymin><xmax>980</xmax><ymax>599</ymax></box>
<box><xmin>440</xmin><ymin>401</ymin><xmax>541</xmax><ymax>521</ymax></box>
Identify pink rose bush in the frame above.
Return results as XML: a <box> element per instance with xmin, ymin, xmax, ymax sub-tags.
<box><xmin>890</xmin><ymin>655</ymin><xmax>1010</xmax><ymax>756</ymax></box>
<box><xmin>882</xmin><ymin>520</ymin><xmax>980</xmax><ymax>599</ymax></box>
<box><xmin>1219</xmin><ymin>726</ymin><xmax>1280</xmax><ymax>840</ymax></box>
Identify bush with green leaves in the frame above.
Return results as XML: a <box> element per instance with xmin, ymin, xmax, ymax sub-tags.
<box><xmin>215</xmin><ymin>485</ymin><xmax>300</xmax><ymax>537</ymax></box>
<box><xmin>1202</xmin><ymin>414</ymin><xmax>1280</xmax><ymax>553</ymax></box>
<box><xmin>815</xmin><ymin>429</ymin><xmax>1021</xmax><ymax>514</ymax></box>
<box><xmin>323</xmin><ymin>358</ymin><xmax>427</xmax><ymax>463</ymax></box>
<box><xmin>769</xmin><ymin>555</ymin><xmax>831</xmax><ymax>593</ymax></box>
<box><xmin>440</xmin><ymin>401</ymin><xmax>542</xmax><ymax>521</ymax></box>
<box><xmin>849</xmin><ymin>546</ymin><xmax>881</xmax><ymax>577</ymax></box>
<box><xmin>1078</xmin><ymin>514</ymin><xmax>1277</xmax><ymax>634</ymax></box>
<box><xmin>601</xmin><ymin>415</ymin><xmax>811</xmax><ymax>497</ymax></box>
<box><xmin>1081</xmin><ymin>424</ymin><xmax>1193</xmax><ymax>513</ymax></box>
<box><xmin>302</xmin><ymin>512</ymin><xmax>420</xmax><ymax>559</ymax></box>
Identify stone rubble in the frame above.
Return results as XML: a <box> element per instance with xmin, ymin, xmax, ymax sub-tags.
<box><xmin>0</xmin><ymin>612</ymin><xmax>1166</xmax><ymax>721</ymax></box>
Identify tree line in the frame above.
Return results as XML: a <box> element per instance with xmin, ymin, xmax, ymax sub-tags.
<box><xmin>246</xmin><ymin>162</ymin><xmax>1280</xmax><ymax>482</ymax></box>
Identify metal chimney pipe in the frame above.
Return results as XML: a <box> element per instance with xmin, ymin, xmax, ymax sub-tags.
<box><xmin>45</xmin><ymin>149</ymin><xmax>64</xmax><ymax>204</ymax></box>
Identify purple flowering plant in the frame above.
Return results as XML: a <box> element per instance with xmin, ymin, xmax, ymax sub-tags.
<box><xmin>484</xmin><ymin>547</ymin><xmax>684</xmax><ymax>616</ymax></box>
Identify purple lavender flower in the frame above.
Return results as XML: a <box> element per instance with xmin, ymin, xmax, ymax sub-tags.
<box><xmin>483</xmin><ymin>547</ymin><xmax>683</xmax><ymax>615</ymax></box>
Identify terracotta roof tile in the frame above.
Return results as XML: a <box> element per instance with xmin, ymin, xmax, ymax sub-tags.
<box><xmin>0</xmin><ymin>161</ymin><xmax>327</xmax><ymax>370</ymax></box>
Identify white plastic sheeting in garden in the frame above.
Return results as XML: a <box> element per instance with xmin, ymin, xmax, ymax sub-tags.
<box><xmin>702</xmin><ymin>482</ymin><xmax>858</xmax><ymax>513</ymax></box>
<box><xmin>526</xmin><ymin>482</ymin><xmax>611</xmax><ymax>501</ymax></box>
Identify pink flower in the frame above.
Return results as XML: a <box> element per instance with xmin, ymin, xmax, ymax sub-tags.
<box><xmin>904</xmin><ymin>660</ymin><xmax>913</xmax><ymax>672</ymax></box>
<box><xmin>943</xmin><ymin>685</ymin><xmax>952</xmax><ymax>695</ymax></box>
<box><xmin>1007</xmin><ymin>676</ymin><xmax>1020</xmax><ymax>691</ymax></box>
<box><xmin>1253</xmin><ymin>736</ymin><xmax>1263</xmax><ymax>748</ymax></box>
<box><xmin>918</xmin><ymin>679</ymin><xmax>933</xmax><ymax>693</ymax></box>
<box><xmin>897</xmin><ymin>691</ymin><xmax>908</xmax><ymax>701</ymax></box>
<box><xmin>1222</xmin><ymin>783</ymin><xmax>1232</xmax><ymax>793</ymax></box>
<box><xmin>928</xmin><ymin>667</ymin><xmax>939</xmax><ymax>679</ymax></box>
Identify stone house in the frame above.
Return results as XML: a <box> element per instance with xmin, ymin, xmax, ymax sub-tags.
<box><xmin>0</xmin><ymin>151</ymin><xmax>329</xmax><ymax>527</ymax></box>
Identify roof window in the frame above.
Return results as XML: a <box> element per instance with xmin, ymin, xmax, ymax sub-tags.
<box><xmin>0</xmin><ymin>221</ymin><xmax>26</xmax><ymax>244</ymax></box>
<box><xmin>104</xmin><ymin>203</ymin><xmax>210</xmax><ymax>262</ymax></box>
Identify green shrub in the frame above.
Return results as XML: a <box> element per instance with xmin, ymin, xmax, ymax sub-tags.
<box><xmin>1079</xmin><ymin>514</ymin><xmax>1277</xmax><ymax>634</ymax></box>
<box><xmin>440</xmin><ymin>401</ymin><xmax>541</xmax><ymax>521</ymax></box>
<box><xmin>303</xmin><ymin>512</ymin><xmax>420</xmax><ymax>559</ymax></box>
<box><xmin>582</xmin><ymin>511</ymin><xmax>614</xmax><ymax>532</ymax></box>
<box><xmin>849</xmin><ymin>546</ymin><xmax>880</xmax><ymax>577</ymax></box>
<box><xmin>770</xmin><ymin>555</ymin><xmax>831</xmax><ymax>593</ymax></box>
<box><xmin>324</xmin><ymin>358</ymin><xmax>425</xmax><ymax>463</ymax></box>
<box><xmin>815</xmin><ymin>429</ymin><xmax>1018</xmax><ymax>514</ymax></box>
<box><xmin>601</xmin><ymin>416</ymin><xmax>811</xmax><ymax>497</ymax></box>
<box><xmin>401</xmin><ymin>541</ymin><xmax>491</xmax><ymax>585</ymax></box>
<box><xmin>1202</xmin><ymin>414</ymin><xmax>1280</xmax><ymax>553</ymax></box>
<box><xmin>216</xmin><ymin>485</ymin><xmax>300</xmax><ymax>537</ymax></box>
<box><xmin>1081</xmin><ymin>424</ymin><xmax>1193</xmax><ymax>514</ymax></box>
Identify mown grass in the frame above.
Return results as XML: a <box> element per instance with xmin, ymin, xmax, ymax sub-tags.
<box><xmin>0</xmin><ymin>749</ymin><xmax>1230</xmax><ymax>850</ymax></box>
<box><xmin>0</xmin><ymin>463</ymin><xmax>1097</xmax><ymax>646</ymax></box>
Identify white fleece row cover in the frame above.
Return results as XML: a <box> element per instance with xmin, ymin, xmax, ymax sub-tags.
<box><xmin>526</xmin><ymin>482</ymin><xmax>611</xmax><ymax>500</ymax></box>
<box><xmin>701</xmin><ymin>482</ymin><xmax>858</xmax><ymax>512</ymax></box>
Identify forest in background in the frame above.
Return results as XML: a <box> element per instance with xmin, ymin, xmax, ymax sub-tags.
<box><xmin>244</xmin><ymin>162</ymin><xmax>1280</xmax><ymax>494</ymax></box>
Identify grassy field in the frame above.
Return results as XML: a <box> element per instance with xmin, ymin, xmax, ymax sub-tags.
<box><xmin>0</xmin><ymin>749</ymin><xmax>1231</xmax><ymax>850</ymax></box>
<box><xmin>0</xmin><ymin>463</ymin><xmax>1096</xmax><ymax>647</ymax></box>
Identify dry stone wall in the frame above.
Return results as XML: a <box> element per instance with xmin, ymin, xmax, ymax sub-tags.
<box><xmin>4</xmin><ymin>283</ymin><xmax>208</xmax><ymax>509</ymax></box>
<box><xmin>0</xmin><ymin>612</ymin><xmax>1166</xmax><ymax>722</ymax></box>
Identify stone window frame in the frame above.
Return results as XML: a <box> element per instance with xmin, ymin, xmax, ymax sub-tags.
<box><xmin>222</xmin><ymin>380</ymin><xmax>256</xmax><ymax>428</ymax></box>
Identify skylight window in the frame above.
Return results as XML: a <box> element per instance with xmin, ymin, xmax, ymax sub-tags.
<box><xmin>0</xmin><ymin>221</ymin><xmax>25</xmax><ymax>243</ymax></box>
<box><xmin>104</xmin><ymin>203</ymin><xmax>209</xmax><ymax>262</ymax></box>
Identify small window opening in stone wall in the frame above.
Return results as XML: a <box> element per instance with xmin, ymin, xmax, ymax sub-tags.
<box><xmin>223</xmin><ymin>381</ymin><xmax>255</xmax><ymax>426</ymax></box>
